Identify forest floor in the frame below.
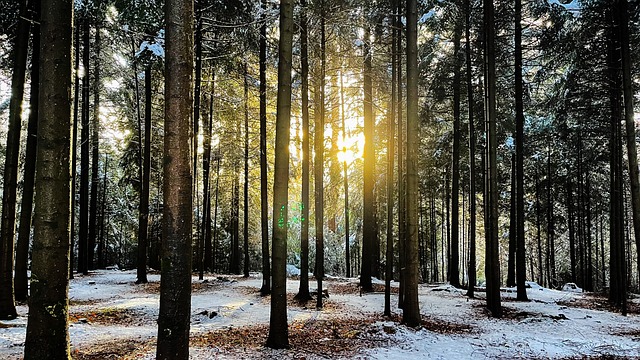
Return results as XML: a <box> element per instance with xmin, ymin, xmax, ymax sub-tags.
<box><xmin>1</xmin><ymin>269</ymin><xmax>640</xmax><ymax>359</ymax></box>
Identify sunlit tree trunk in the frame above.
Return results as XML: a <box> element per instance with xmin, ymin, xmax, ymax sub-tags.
<box><xmin>156</xmin><ymin>0</ymin><xmax>194</xmax><ymax>356</ymax></box>
<box><xmin>316</xmin><ymin>3</ymin><xmax>326</xmax><ymax>309</ymax></box>
<box><xmin>396</xmin><ymin>0</ymin><xmax>405</xmax><ymax>309</ymax></box>
<box><xmin>203</xmin><ymin>72</ymin><xmax>214</xmax><ymax>275</ymax></box>
<box><xmin>266</xmin><ymin>0</ymin><xmax>293</xmax><ymax>348</ymax></box>
<box><xmin>24</xmin><ymin>0</ymin><xmax>72</xmax><ymax>356</ymax></box>
<box><xmin>136</xmin><ymin>65</ymin><xmax>152</xmax><ymax>284</ymax></box>
<box><xmin>70</xmin><ymin>21</ymin><xmax>80</xmax><ymax>279</ymax></box>
<box><xmin>243</xmin><ymin>61</ymin><xmax>250</xmax><ymax>278</ymax></box>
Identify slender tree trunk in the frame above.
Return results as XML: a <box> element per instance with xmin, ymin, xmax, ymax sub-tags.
<box><xmin>230</xmin><ymin>175</ymin><xmax>240</xmax><ymax>274</ymax></box>
<box><xmin>243</xmin><ymin>61</ymin><xmax>250</xmax><ymax>278</ymax></box>
<box><xmin>88</xmin><ymin>24</ymin><xmax>101</xmax><ymax>270</ymax></box>
<box><xmin>212</xmin><ymin>147</ymin><xmax>221</xmax><ymax>273</ymax></box>
<box><xmin>514</xmin><ymin>0</ymin><xmax>528</xmax><ymax>301</ymax></box>
<box><xmin>403</xmin><ymin>0</ymin><xmax>421</xmax><ymax>327</ymax></box>
<box><xmin>78</xmin><ymin>17</ymin><xmax>90</xmax><ymax>275</ymax></box>
<box><xmin>136</xmin><ymin>65</ymin><xmax>152</xmax><ymax>284</ymax></box>
<box><xmin>156</xmin><ymin>0</ymin><xmax>194</xmax><ymax>356</ymax></box>
<box><xmin>484</xmin><ymin>0</ymin><xmax>501</xmax><ymax>317</ymax></box>
<box><xmin>450</xmin><ymin>15</ymin><xmax>462</xmax><ymax>288</ymax></box>
<box><xmin>97</xmin><ymin>155</ymin><xmax>108</xmax><ymax>269</ymax></box>
<box><xmin>266</xmin><ymin>0</ymin><xmax>293</xmax><ymax>348</ymax></box>
<box><xmin>465</xmin><ymin>0</ymin><xmax>476</xmax><ymax>298</ymax></box>
<box><xmin>193</xmin><ymin>1</ymin><xmax>202</xmax><ymax>275</ymax></box>
<box><xmin>259</xmin><ymin>0</ymin><xmax>271</xmax><ymax>296</ymax></box>
<box><xmin>1</xmin><ymin>0</ymin><xmax>30</xmax><ymax>317</ymax></box>
<box><xmin>202</xmin><ymin>72</ymin><xmax>213</xmax><ymax>275</ymax></box>
<box><xmin>316</xmin><ymin>4</ymin><xmax>326</xmax><ymax>308</ymax></box>
<box><xmin>70</xmin><ymin>21</ymin><xmax>80</xmax><ymax>279</ymax></box>
<box><xmin>536</xmin><ymin>173</ymin><xmax>543</xmax><ymax>285</ymax></box>
<box><xmin>618</xmin><ymin>0</ymin><xmax>640</xmax><ymax>282</ymax></box>
<box><xmin>586</xmin><ymin>173</ymin><xmax>593</xmax><ymax>291</ymax></box>
<box><xmin>361</xmin><ymin>23</ymin><xmax>375</xmax><ymax>292</ymax></box>
<box><xmin>396</xmin><ymin>0</ymin><xmax>405</xmax><ymax>308</ymax></box>
<box><xmin>15</xmin><ymin>0</ymin><xmax>41</xmax><ymax>302</ymax></box>
<box><xmin>341</xmin><ymin>68</ymin><xmax>351</xmax><ymax>279</ymax></box>
<box><xmin>547</xmin><ymin>149</ymin><xmax>556</xmax><ymax>288</ymax></box>
<box><xmin>295</xmin><ymin>0</ymin><xmax>310</xmax><ymax>300</ymax></box>
<box><xmin>507</xmin><ymin>154</ymin><xmax>516</xmax><ymax>288</ymax></box>
<box><xmin>24</xmin><ymin>0</ymin><xmax>72</xmax><ymax>356</ymax></box>
<box><xmin>385</xmin><ymin>8</ymin><xmax>397</xmax><ymax>315</ymax></box>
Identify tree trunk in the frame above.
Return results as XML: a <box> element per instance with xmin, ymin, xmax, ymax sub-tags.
<box><xmin>465</xmin><ymin>0</ymin><xmax>476</xmax><ymax>298</ymax></box>
<box><xmin>15</xmin><ymin>0</ymin><xmax>41</xmax><ymax>302</ymax></box>
<box><xmin>618</xmin><ymin>0</ymin><xmax>640</xmax><ymax>283</ymax></box>
<box><xmin>567</xmin><ymin>179</ymin><xmax>576</xmax><ymax>283</ymax></box>
<box><xmin>514</xmin><ymin>0</ymin><xmax>528</xmax><ymax>301</ymax></box>
<box><xmin>193</xmin><ymin>2</ymin><xmax>202</xmax><ymax>275</ymax></box>
<box><xmin>266</xmin><ymin>0</ymin><xmax>293</xmax><ymax>348</ymax></box>
<box><xmin>78</xmin><ymin>17</ymin><xmax>90</xmax><ymax>275</ymax></box>
<box><xmin>546</xmin><ymin>149</ymin><xmax>556</xmax><ymax>288</ymax></box>
<box><xmin>385</xmin><ymin>6</ymin><xmax>397</xmax><ymax>315</ymax></box>
<box><xmin>97</xmin><ymin>155</ymin><xmax>108</xmax><ymax>269</ymax></box>
<box><xmin>202</xmin><ymin>71</ymin><xmax>214</xmax><ymax>275</ymax></box>
<box><xmin>259</xmin><ymin>0</ymin><xmax>271</xmax><ymax>296</ymax></box>
<box><xmin>24</xmin><ymin>0</ymin><xmax>72</xmax><ymax>356</ymax></box>
<box><xmin>316</xmin><ymin>4</ymin><xmax>326</xmax><ymax>309</ymax></box>
<box><xmin>0</xmin><ymin>0</ymin><xmax>30</xmax><ymax>319</ymax></box>
<box><xmin>243</xmin><ymin>61</ymin><xmax>250</xmax><ymax>278</ymax></box>
<box><xmin>136</xmin><ymin>65</ymin><xmax>152</xmax><ymax>284</ymax></box>
<box><xmin>70</xmin><ymin>21</ymin><xmax>80</xmax><ymax>279</ymax></box>
<box><xmin>156</xmin><ymin>0</ymin><xmax>194</xmax><ymax>356</ymax></box>
<box><xmin>88</xmin><ymin>23</ymin><xmax>101</xmax><ymax>271</ymax></box>
<box><xmin>403</xmin><ymin>0</ymin><xmax>421</xmax><ymax>327</ymax></box>
<box><xmin>341</xmin><ymin>68</ymin><xmax>351</xmax><ymax>279</ymax></box>
<box><xmin>396</xmin><ymin>0</ymin><xmax>405</xmax><ymax>309</ymax></box>
<box><xmin>484</xmin><ymin>0</ymin><xmax>501</xmax><ymax>317</ymax></box>
<box><xmin>507</xmin><ymin>154</ymin><xmax>516</xmax><ymax>288</ymax></box>
<box><xmin>536</xmin><ymin>172</ymin><xmax>543</xmax><ymax>285</ymax></box>
<box><xmin>212</xmin><ymin>147</ymin><xmax>221</xmax><ymax>273</ymax></box>
<box><xmin>450</xmin><ymin>14</ymin><xmax>462</xmax><ymax>288</ymax></box>
<box><xmin>295</xmin><ymin>0</ymin><xmax>310</xmax><ymax>300</ymax></box>
<box><xmin>361</xmin><ymin>23</ymin><xmax>375</xmax><ymax>292</ymax></box>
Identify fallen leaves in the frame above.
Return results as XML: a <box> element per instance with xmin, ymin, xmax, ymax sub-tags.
<box><xmin>69</xmin><ymin>308</ymin><xmax>150</xmax><ymax>326</ymax></box>
<box><xmin>330</xmin><ymin>282</ymin><xmax>399</xmax><ymax>295</ymax></box>
<box><xmin>72</xmin><ymin>338</ymin><xmax>154</xmax><ymax>360</ymax></box>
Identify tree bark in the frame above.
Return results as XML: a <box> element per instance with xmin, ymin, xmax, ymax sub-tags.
<box><xmin>385</xmin><ymin>4</ymin><xmax>397</xmax><ymax>315</ymax></box>
<box><xmin>156</xmin><ymin>0</ymin><xmax>194</xmax><ymax>356</ymax></box>
<box><xmin>266</xmin><ymin>0</ymin><xmax>293</xmax><ymax>348</ymax></box>
<box><xmin>361</xmin><ymin>23</ymin><xmax>375</xmax><ymax>292</ymax></box>
<box><xmin>24</xmin><ymin>0</ymin><xmax>72</xmax><ymax>356</ymax></box>
<box><xmin>484</xmin><ymin>0</ymin><xmax>501</xmax><ymax>318</ymax></box>
<box><xmin>403</xmin><ymin>0</ymin><xmax>421</xmax><ymax>327</ymax></box>
<box><xmin>316</xmin><ymin>4</ymin><xmax>326</xmax><ymax>309</ymax></box>
<box><xmin>78</xmin><ymin>16</ymin><xmax>90</xmax><ymax>275</ymax></box>
<box><xmin>464</xmin><ymin>0</ymin><xmax>476</xmax><ymax>298</ymax></box>
<box><xmin>396</xmin><ymin>0</ymin><xmax>405</xmax><ymax>309</ymax></box>
<box><xmin>507</xmin><ymin>154</ymin><xmax>516</xmax><ymax>288</ymax></box>
<box><xmin>70</xmin><ymin>21</ymin><xmax>80</xmax><ymax>279</ymax></box>
<box><xmin>88</xmin><ymin>23</ymin><xmax>101</xmax><ymax>271</ymax></box>
<box><xmin>243</xmin><ymin>61</ymin><xmax>250</xmax><ymax>278</ymax></box>
<box><xmin>202</xmin><ymin>72</ymin><xmax>214</xmax><ymax>274</ymax></box>
<box><xmin>450</xmin><ymin>13</ymin><xmax>462</xmax><ymax>288</ymax></box>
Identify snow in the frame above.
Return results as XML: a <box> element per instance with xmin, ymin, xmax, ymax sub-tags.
<box><xmin>1</xmin><ymin>270</ymin><xmax>639</xmax><ymax>359</ymax></box>
<box><xmin>548</xmin><ymin>0</ymin><xmax>581</xmax><ymax>14</ymax></box>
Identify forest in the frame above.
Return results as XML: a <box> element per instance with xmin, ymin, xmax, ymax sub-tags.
<box><xmin>1</xmin><ymin>0</ymin><xmax>640</xmax><ymax>358</ymax></box>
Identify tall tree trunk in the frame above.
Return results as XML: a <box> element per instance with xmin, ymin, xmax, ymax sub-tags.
<box><xmin>546</xmin><ymin>149</ymin><xmax>556</xmax><ymax>288</ymax></box>
<box><xmin>450</xmin><ymin>14</ymin><xmax>462</xmax><ymax>288</ymax></box>
<box><xmin>202</xmin><ymin>71</ymin><xmax>214</xmax><ymax>275</ymax></box>
<box><xmin>15</xmin><ymin>0</ymin><xmax>41</xmax><ymax>302</ymax></box>
<box><xmin>361</xmin><ymin>23</ymin><xmax>375</xmax><ymax>292</ymax></box>
<box><xmin>136</xmin><ymin>65</ymin><xmax>152</xmax><ymax>284</ymax></box>
<box><xmin>484</xmin><ymin>0</ymin><xmax>501</xmax><ymax>317</ymax></box>
<box><xmin>230</xmin><ymin>175</ymin><xmax>240</xmax><ymax>274</ymax></box>
<box><xmin>295</xmin><ymin>0</ymin><xmax>310</xmax><ymax>300</ymax></box>
<box><xmin>0</xmin><ymin>0</ymin><xmax>30</xmax><ymax>319</ymax></box>
<box><xmin>396</xmin><ymin>0</ymin><xmax>406</xmax><ymax>308</ymax></box>
<box><xmin>70</xmin><ymin>21</ymin><xmax>80</xmax><ymax>279</ymax></box>
<box><xmin>266</xmin><ymin>0</ymin><xmax>293</xmax><ymax>348</ymax></box>
<box><xmin>507</xmin><ymin>154</ymin><xmax>516</xmax><ymax>288</ymax></box>
<box><xmin>316</xmin><ymin>4</ymin><xmax>326</xmax><ymax>308</ymax></box>
<box><xmin>24</xmin><ymin>0</ymin><xmax>72</xmax><ymax>356</ymax></box>
<box><xmin>514</xmin><ymin>0</ymin><xmax>528</xmax><ymax>301</ymax></box>
<box><xmin>403</xmin><ymin>0</ymin><xmax>421</xmax><ymax>327</ymax></box>
<box><xmin>385</xmin><ymin>5</ymin><xmax>397</xmax><ymax>315</ymax></box>
<box><xmin>341</xmin><ymin>68</ymin><xmax>351</xmax><ymax>279</ymax></box>
<box><xmin>88</xmin><ymin>23</ymin><xmax>101</xmax><ymax>270</ymax></box>
<box><xmin>618</xmin><ymin>0</ymin><xmax>640</xmax><ymax>282</ymax></box>
<box><xmin>193</xmin><ymin>1</ymin><xmax>202</xmax><ymax>275</ymax></box>
<box><xmin>156</xmin><ymin>0</ymin><xmax>194</xmax><ymax>356</ymax></box>
<box><xmin>78</xmin><ymin>17</ymin><xmax>90</xmax><ymax>275</ymax></box>
<box><xmin>585</xmin><ymin>173</ymin><xmax>593</xmax><ymax>291</ymax></box>
<box><xmin>212</xmin><ymin>146</ymin><xmax>221</xmax><ymax>273</ymax></box>
<box><xmin>259</xmin><ymin>0</ymin><xmax>271</xmax><ymax>296</ymax></box>
<box><xmin>98</xmin><ymin>155</ymin><xmax>108</xmax><ymax>269</ymax></box>
<box><xmin>536</xmin><ymin>172</ymin><xmax>543</xmax><ymax>285</ymax></box>
<box><xmin>465</xmin><ymin>0</ymin><xmax>476</xmax><ymax>298</ymax></box>
<box><xmin>607</xmin><ymin>4</ymin><xmax>627</xmax><ymax>313</ymax></box>
<box><xmin>243</xmin><ymin>61</ymin><xmax>250</xmax><ymax>278</ymax></box>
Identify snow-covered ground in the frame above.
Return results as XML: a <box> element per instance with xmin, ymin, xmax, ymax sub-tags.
<box><xmin>1</xmin><ymin>269</ymin><xmax>639</xmax><ymax>359</ymax></box>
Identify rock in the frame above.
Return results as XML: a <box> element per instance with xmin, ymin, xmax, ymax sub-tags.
<box><xmin>209</xmin><ymin>311</ymin><xmax>218</xmax><ymax>319</ymax></box>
